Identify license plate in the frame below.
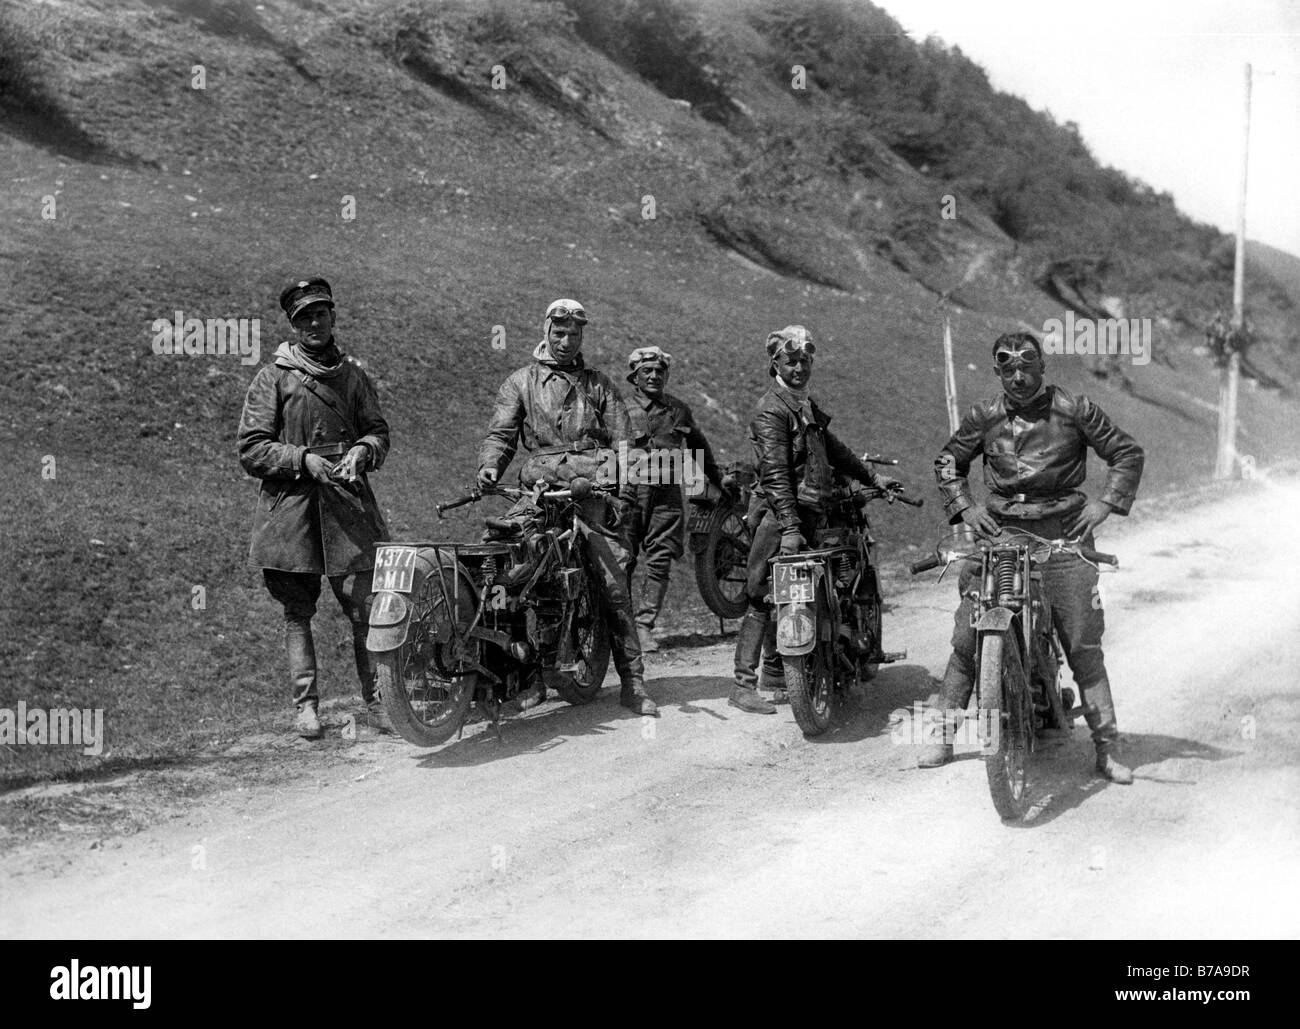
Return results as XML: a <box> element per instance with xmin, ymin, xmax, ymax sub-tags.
<box><xmin>773</xmin><ymin>562</ymin><xmax>813</xmax><ymax>603</ymax></box>
<box><xmin>687</xmin><ymin>509</ymin><xmax>713</xmax><ymax>533</ymax></box>
<box><xmin>373</xmin><ymin>546</ymin><xmax>417</xmax><ymax>593</ymax></box>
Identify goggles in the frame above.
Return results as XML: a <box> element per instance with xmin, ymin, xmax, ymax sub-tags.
<box><xmin>546</xmin><ymin>304</ymin><xmax>588</xmax><ymax>325</ymax></box>
<box><xmin>771</xmin><ymin>337</ymin><xmax>816</xmax><ymax>358</ymax></box>
<box><xmin>994</xmin><ymin>346</ymin><xmax>1040</xmax><ymax>368</ymax></box>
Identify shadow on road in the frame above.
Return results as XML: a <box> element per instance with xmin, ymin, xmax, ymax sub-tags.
<box><xmin>803</xmin><ymin>662</ymin><xmax>939</xmax><ymax>745</ymax></box>
<box><xmin>1001</xmin><ymin>732</ymin><xmax>1239</xmax><ymax>828</ymax></box>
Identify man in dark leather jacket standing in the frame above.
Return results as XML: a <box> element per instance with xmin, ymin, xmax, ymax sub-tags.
<box><xmin>622</xmin><ymin>345</ymin><xmax>722</xmax><ymax>652</ymax></box>
<box><xmin>730</xmin><ymin>325</ymin><xmax>898</xmax><ymax>714</ymax></box>
<box><xmin>477</xmin><ymin>299</ymin><xmax>658</xmax><ymax>716</ymax></box>
<box><xmin>917</xmin><ymin>331</ymin><xmax>1144</xmax><ymax>782</ymax></box>
<box><xmin>238</xmin><ymin>277</ymin><xmax>391</xmax><ymax>739</ymax></box>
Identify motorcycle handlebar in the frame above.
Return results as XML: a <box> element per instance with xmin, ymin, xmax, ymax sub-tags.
<box><xmin>909</xmin><ymin>552</ymin><xmax>942</xmax><ymax>575</ymax></box>
<box><xmin>1079</xmin><ymin>546</ymin><xmax>1118</xmax><ymax>567</ymax></box>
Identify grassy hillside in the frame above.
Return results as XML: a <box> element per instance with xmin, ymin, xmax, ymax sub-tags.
<box><xmin>1</xmin><ymin>0</ymin><xmax>1297</xmax><ymax>784</ymax></box>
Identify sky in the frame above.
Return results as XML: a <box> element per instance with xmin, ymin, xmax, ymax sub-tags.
<box><xmin>872</xmin><ymin>0</ymin><xmax>1300</xmax><ymax>257</ymax></box>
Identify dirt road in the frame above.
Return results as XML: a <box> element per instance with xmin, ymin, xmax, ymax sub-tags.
<box><xmin>3</xmin><ymin>481</ymin><xmax>1298</xmax><ymax>938</ymax></box>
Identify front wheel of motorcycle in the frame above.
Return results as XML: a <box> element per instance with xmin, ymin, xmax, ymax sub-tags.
<box><xmin>979</xmin><ymin>631</ymin><xmax>1032</xmax><ymax>821</ymax></box>
<box><xmin>550</xmin><ymin>578</ymin><xmax>612</xmax><ymax>706</ymax></box>
<box><xmin>786</xmin><ymin>641</ymin><xmax>836</xmax><ymax>737</ymax></box>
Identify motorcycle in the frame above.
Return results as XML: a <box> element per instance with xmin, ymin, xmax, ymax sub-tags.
<box><xmin>367</xmin><ymin>477</ymin><xmax>614</xmax><ymax>747</ymax></box>
<box><xmin>689</xmin><ymin>454</ymin><xmax>905</xmax><ymax>623</ymax></box>
<box><xmin>768</xmin><ymin>478</ymin><xmax>922</xmax><ymax>736</ymax></box>
<box><xmin>909</xmin><ymin>528</ymin><xmax>1117</xmax><ymax>819</ymax></box>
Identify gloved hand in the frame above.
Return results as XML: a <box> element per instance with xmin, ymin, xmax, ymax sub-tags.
<box><xmin>779</xmin><ymin>529</ymin><xmax>805</xmax><ymax>555</ymax></box>
<box><xmin>1066</xmin><ymin>499</ymin><xmax>1112</xmax><ymax>539</ymax></box>
<box><xmin>331</xmin><ymin>445</ymin><xmax>370</xmax><ymax>483</ymax></box>
<box><xmin>607</xmin><ymin>494</ymin><xmax>631</xmax><ymax>528</ymax></box>
<box><xmin>959</xmin><ymin>503</ymin><xmax>1001</xmax><ymax>538</ymax></box>
<box><xmin>477</xmin><ymin>466</ymin><xmax>499</xmax><ymax>490</ymax></box>
<box><xmin>303</xmin><ymin>452</ymin><xmax>336</xmax><ymax>484</ymax></box>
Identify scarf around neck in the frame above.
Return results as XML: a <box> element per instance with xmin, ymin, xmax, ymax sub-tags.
<box><xmin>275</xmin><ymin>339</ymin><xmax>345</xmax><ymax>379</ymax></box>
<box><xmin>533</xmin><ymin>338</ymin><xmax>584</xmax><ymax>371</ymax></box>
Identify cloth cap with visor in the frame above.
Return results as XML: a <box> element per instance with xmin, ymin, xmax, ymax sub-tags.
<box><xmin>626</xmin><ymin>345</ymin><xmax>673</xmax><ymax>383</ymax></box>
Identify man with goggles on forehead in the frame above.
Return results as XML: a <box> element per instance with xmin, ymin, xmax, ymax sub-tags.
<box><xmin>919</xmin><ymin>331</ymin><xmax>1144</xmax><ymax>782</ymax></box>
<box><xmin>477</xmin><ymin>299</ymin><xmax>659</xmax><ymax>716</ymax></box>
<box><xmin>729</xmin><ymin>325</ymin><xmax>900</xmax><ymax>715</ymax></box>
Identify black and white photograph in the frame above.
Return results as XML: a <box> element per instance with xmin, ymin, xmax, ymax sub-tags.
<box><xmin>1</xmin><ymin>0</ymin><xmax>1297</xmax><ymax>955</ymax></box>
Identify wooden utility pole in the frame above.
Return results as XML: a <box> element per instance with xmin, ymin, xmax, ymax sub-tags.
<box><xmin>1215</xmin><ymin>62</ymin><xmax>1251</xmax><ymax>479</ymax></box>
<box><xmin>942</xmin><ymin>313</ymin><xmax>959</xmax><ymax>434</ymax></box>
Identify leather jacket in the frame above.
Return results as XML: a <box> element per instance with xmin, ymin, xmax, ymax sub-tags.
<box><xmin>935</xmin><ymin>385</ymin><xmax>1144</xmax><ymax>523</ymax></box>
<box><xmin>478</xmin><ymin>358</ymin><xmax>632</xmax><ymax>477</ymax></box>
<box><xmin>749</xmin><ymin>385</ymin><xmax>882</xmax><ymax>533</ymax></box>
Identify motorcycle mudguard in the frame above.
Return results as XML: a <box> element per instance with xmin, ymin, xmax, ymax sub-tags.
<box><xmin>775</xmin><ymin>603</ymin><xmax>817</xmax><ymax>655</ymax></box>
<box><xmin>366</xmin><ymin>590</ymin><xmax>410</xmax><ymax>652</ymax></box>
<box><xmin>975</xmin><ymin>607</ymin><xmax>1014</xmax><ymax>632</ymax></box>
<box><xmin>366</xmin><ymin>549</ymin><xmax>477</xmax><ymax>654</ymax></box>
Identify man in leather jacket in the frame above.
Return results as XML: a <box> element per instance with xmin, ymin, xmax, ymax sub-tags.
<box><xmin>237</xmin><ymin>277</ymin><xmax>391</xmax><ymax>740</ymax></box>
<box><xmin>917</xmin><ymin>331</ymin><xmax>1144</xmax><ymax>783</ymax></box>
<box><xmin>622</xmin><ymin>345</ymin><xmax>722</xmax><ymax>652</ymax></box>
<box><xmin>730</xmin><ymin>325</ymin><xmax>898</xmax><ymax>714</ymax></box>
<box><xmin>477</xmin><ymin>299</ymin><xmax>658</xmax><ymax>716</ymax></box>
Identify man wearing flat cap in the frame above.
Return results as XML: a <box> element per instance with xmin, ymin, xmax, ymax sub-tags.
<box><xmin>730</xmin><ymin>325</ymin><xmax>898</xmax><ymax>714</ymax></box>
<box><xmin>237</xmin><ymin>277</ymin><xmax>391</xmax><ymax>739</ymax></box>
<box><xmin>478</xmin><ymin>299</ymin><xmax>659</xmax><ymax>716</ymax></box>
<box><xmin>622</xmin><ymin>345</ymin><xmax>722</xmax><ymax>652</ymax></box>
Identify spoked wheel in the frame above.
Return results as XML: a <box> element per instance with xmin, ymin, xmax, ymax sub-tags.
<box><xmin>694</xmin><ymin>504</ymin><xmax>751</xmax><ymax>620</ymax></box>
<box><xmin>786</xmin><ymin>640</ymin><xmax>836</xmax><ymax>737</ymax></box>
<box><xmin>549</xmin><ymin>575</ymin><xmax>612</xmax><ymax>706</ymax></box>
<box><xmin>979</xmin><ymin>631</ymin><xmax>1033</xmax><ymax>820</ymax></box>
<box><xmin>377</xmin><ymin>554</ymin><xmax>479</xmax><ymax>748</ymax></box>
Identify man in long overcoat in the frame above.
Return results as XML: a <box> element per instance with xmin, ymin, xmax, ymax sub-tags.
<box><xmin>237</xmin><ymin>277</ymin><xmax>391</xmax><ymax>738</ymax></box>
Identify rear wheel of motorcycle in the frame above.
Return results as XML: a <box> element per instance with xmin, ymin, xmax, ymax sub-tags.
<box><xmin>376</xmin><ymin>556</ymin><xmax>478</xmax><ymax>747</ymax></box>
<box><xmin>979</xmin><ymin>631</ymin><xmax>1032</xmax><ymax>821</ymax></box>
<box><xmin>786</xmin><ymin>641</ymin><xmax>835</xmax><ymax>737</ymax></box>
<box><xmin>694</xmin><ymin>505</ymin><xmax>751</xmax><ymax>620</ymax></box>
<box><xmin>550</xmin><ymin>579</ymin><xmax>612</xmax><ymax>706</ymax></box>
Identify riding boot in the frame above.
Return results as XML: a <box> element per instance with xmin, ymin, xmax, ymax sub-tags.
<box><xmin>1081</xmin><ymin>676</ymin><xmax>1133</xmax><ymax>784</ymax></box>
<box><xmin>916</xmin><ymin>651</ymin><xmax>974</xmax><ymax>768</ymax></box>
<box><xmin>609</xmin><ymin>605</ymin><xmax>658</xmax><ymax>716</ymax></box>
<box><xmin>758</xmin><ymin>618</ymin><xmax>787</xmax><ymax>702</ymax></box>
<box><xmin>635</xmin><ymin>576</ymin><xmax>670</xmax><ymax>653</ymax></box>
<box><xmin>730</xmin><ymin>612</ymin><xmax>776</xmax><ymax>714</ymax></box>
<box><xmin>286</xmin><ymin>617</ymin><xmax>322</xmax><ymax>739</ymax></box>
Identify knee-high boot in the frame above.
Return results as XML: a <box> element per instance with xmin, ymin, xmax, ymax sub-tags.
<box><xmin>1081</xmin><ymin>676</ymin><xmax>1133</xmax><ymax>784</ymax></box>
<box><xmin>730</xmin><ymin>612</ymin><xmax>776</xmax><ymax>714</ymax></box>
<box><xmin>916</xmin><ymin>650</ymin><xmax>975</xmax><ymax>768</ymax></box>
<box><xmin>286</xmin><ymin>617</ymin><xmax>321</xmax><ymax>738</ymax></box>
